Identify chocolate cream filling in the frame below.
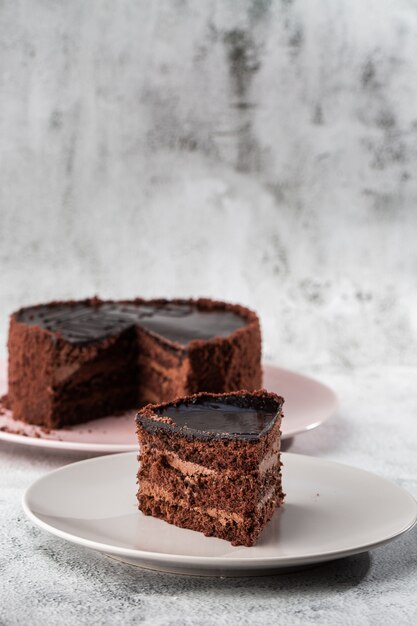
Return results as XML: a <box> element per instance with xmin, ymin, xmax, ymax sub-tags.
<box><xmin>164</xmin><ymin>452</ymin><xmax>215</xmax><ymax>477</ymax></box>
<box><xmin>163</xmin><ymin>448</ymin><xmax>280</xmax><ymax>477</ymax></box>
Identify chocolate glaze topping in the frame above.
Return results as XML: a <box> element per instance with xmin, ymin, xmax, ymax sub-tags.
<box><xmin>137</xmin><ymin>392</ymin><xmax>284</xmax><ymax>441</ymax></box>
<box><xmin>16</xmin><ymin>301</ymin><xmax>245</xmax><ymax>346</ymax></box>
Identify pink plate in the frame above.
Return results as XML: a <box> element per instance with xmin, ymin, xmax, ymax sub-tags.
<box><xmin>0</xmin><ymin>361</ymin><xmax>337</xmax><ymax>453</ymax></box>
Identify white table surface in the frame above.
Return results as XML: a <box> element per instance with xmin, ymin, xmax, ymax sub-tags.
<box><xmin>1</xmin><ymin>364</ymin><xmax>416</xmax><ymax>626</ymax></box>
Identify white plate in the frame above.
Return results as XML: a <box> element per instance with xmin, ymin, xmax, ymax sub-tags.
<box><xmin>0</xmin><ymin>361</ymin><xmax>338</xmax><ymax>453</ymax></box>
<box><xmin>22</xmin><ymin>452</ymin><xmax>417</xmax><ymax>576</ymax></box>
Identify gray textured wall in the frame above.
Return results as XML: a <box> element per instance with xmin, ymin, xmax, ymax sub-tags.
<box><xmin>1</xmin><ymin>0</ymin><xmax>416</xmax><ymax>368</ymax></box>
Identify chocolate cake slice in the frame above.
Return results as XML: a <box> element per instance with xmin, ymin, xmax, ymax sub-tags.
<box><xmin>136</xmin><ymin>390</ymin><xmax>284</xmax><ymax>547</ymax></box>
<box><xmin>7</xmin><ymin>298</ymin><xmax>261</xmax><ymax>428</ymax></box>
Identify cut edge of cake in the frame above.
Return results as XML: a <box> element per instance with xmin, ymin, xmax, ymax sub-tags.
<box><xmin>136</xmin><ymin>389</ymin><xmax>284</xmax><ymax>547</ymax></box>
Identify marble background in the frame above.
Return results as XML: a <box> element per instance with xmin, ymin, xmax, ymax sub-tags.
<box><xmin>1</xmin><ymin>2</ymin><xmax>417</xmax><ymax>625</ymax></box>
<box><xmin>1</xmin><ymin>0</ymin><xmax>417</xmax><ymax>369</ymax></box>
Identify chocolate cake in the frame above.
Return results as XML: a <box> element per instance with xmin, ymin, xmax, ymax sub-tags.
<box><xmin>136</xmin><ymin>390</ymin><xmax>284</xmax><ymax>546</ymax></box>
<box><xmin>7</xmin><ymin>298</ymin><xmax>261</xmax><ymax>429</ymax></box>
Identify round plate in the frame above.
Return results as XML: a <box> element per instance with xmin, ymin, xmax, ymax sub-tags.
<box><xmin>22</xmin><ymin>452</ymin><xmax>417</xmax><ymax>576</ymax></box>
<box><xmin>0</xmin><ymin>361</ymin><xmax>338</xmax><ymax>453</ymax></box>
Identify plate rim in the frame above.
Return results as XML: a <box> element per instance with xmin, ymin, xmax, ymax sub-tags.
<box><xmin>22</xmin><ymin>451</ymin><xmax>417</xmax><ymax>570</ymax></box>
<box><xmin>0</xmin><ymin>363</ymin><xmax>339</xmax><ymax>452</ymax></box>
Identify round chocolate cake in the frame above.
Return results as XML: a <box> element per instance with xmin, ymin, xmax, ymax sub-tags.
<box><xmin>6</xmin><ymin>297</ymin><xmax>262</xmax><ymax>428</ymax></box>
